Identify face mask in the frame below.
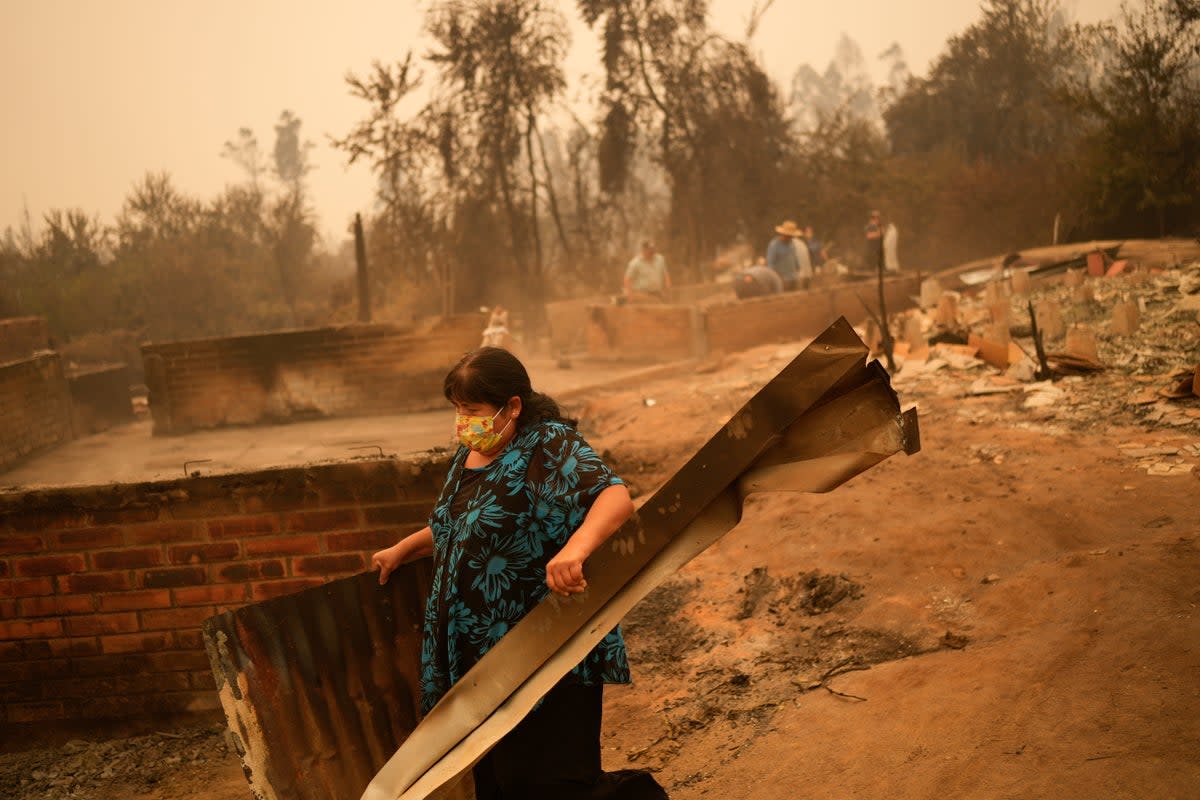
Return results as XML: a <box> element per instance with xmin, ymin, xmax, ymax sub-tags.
<box><xmin>455</xmin><ymin>406</ymin><xmax>512</xmax><ymax>452</ymax></box>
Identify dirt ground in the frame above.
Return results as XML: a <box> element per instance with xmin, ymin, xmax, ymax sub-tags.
<box><xmin>3</xmin><ymin>333</ymin><xmax>1198</xmax><ymax>799</ymax></box>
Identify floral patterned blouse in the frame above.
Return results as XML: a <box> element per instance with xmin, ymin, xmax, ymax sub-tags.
<box><xmin>420</xmin><ymin>419</ymin><xmax>631</xmax><ymax>713</ymax></box>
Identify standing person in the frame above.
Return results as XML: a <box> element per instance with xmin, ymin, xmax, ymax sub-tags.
<box><xmin>767</xmin><ymin>220</ymin><xmax>802</xmax><ymax>291</ymax></box>
<box><xmin>372</xmin><ymin>347</ymin><xmax>668</xmax><ymax>800</ymax></box>
<box><xmin>804</xmin><ymin>225</ymin><xmax>826</xmax><ymax>272</ymax></box>
<box><xmin>623</xmin><ymin>240</ymin><xmax>671</xmax><ymax>302</ymax></box>
<box><xmin>792</xmin><ymin>225</ymin><xmax>814</xmax><ymax>290</ymax></box>
<box><xmin>864</xmin><ymin>210</ymin><xmax>884</xmax><ymax>274</ymax></box>
<box><xmin>882</xmin><ymin>218</ymin><xmax>901</xmax><ymax>272</ymax></box>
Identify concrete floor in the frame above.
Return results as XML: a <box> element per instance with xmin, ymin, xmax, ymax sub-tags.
<box><xmin>0</xmin><ymin>356</ymin><xmax>690</xmax><ymax>490</ymax></box>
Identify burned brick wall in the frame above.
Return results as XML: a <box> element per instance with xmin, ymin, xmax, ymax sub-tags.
<box><xmin>0</xmin><ymin>456</ymin><xmax>449</xmax><ymax>732</ymax></box>
<box><xmin>0</xmin><ymin>353</ymin><xmax>74</xmax><ymax>473</ymax></box>
<box><xmin>584</xmin><ymin>304</ymin><xmax>701</xmax><ymax>361</ymax></box>
<box><xmin>704</xmin><ymin>273</ymin><xmax>922</xmax><ymax>354</ymax></box>
<box><xmin>0</xmin><ymin>317</ymin><xmax>50</xmax><ymax>363</ymax></box>
<box><xmin>141</xmin><ymin>318</ymin><xmax>481</xmax><ymax>435</ymax></box>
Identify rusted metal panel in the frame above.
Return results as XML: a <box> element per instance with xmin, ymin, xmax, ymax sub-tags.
<box><xmin>203</xmin><ymin>563</ymin><xmax>437</xmax><ymax>800</ymax></box>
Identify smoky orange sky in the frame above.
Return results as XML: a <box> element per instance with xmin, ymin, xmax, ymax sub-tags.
<box><xmin>2</xmin><ymin>0</ymin><xmax>1123</xmax><ymax>244</ymax></box>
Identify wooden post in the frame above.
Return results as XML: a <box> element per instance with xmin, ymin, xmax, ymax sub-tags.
<box><xmin>354</xmin><ymin>213</ymin><xmax>371</xmax><ymax>323</ymax></box>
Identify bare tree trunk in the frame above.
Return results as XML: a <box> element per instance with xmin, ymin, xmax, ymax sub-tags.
<box><xmin>535</xmin><ymin>124</ymin><xmax>574</xmax><ymax>264</ymax></box>
<box><xmin>525</xmin><ymin>111</ymin><xmax>547</xmax><ymax>347</ymax></box>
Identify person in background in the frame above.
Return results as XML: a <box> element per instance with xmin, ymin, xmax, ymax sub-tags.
<box><xmin>864</xmin><ymin>210</ymin><xmax>884</xmax><ymax>273</ymax></box>
<box><xmin>480</xmin><ymin>305</ymin><xmax>511</xmax><ymax>348</ymax></box>
<box><xmin>883</xmin><ymin>216</ymin><xmax>901</xmax><ymax>272</ymax></box>
<box><xmin>767</xmin><ymin>220</ymin><xmax>802</xmax><ymax>291</ymax></box>
<box><xmin>792</xmin><ymin>225</ymin><xmax>814</xmax><ymax>290</ymax></box>
<box><xmin>732</xmin><ymin>259</ymin><xmax>784</xmax><ymax>299</ymax></box>
<box><xmin>372</xmin><ymin>347</ymin><xmax>668</xmax><ymax>800</ymax></box>
<box><xmin>623</xmin><ymin>240</ymin><xmax>671</xmax><ymax>302</ymax></box>
<box><xmin>804</xmin><ymin>225</ymin><xmax>826</xmax><ymax>272</ymax></box>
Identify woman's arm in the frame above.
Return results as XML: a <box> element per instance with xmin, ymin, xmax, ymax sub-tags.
<box><xmin>371</xmin><ymin>526</ymin><xmax>434</xmax><ymax>585</ymax></box>
<box><xmin>545</xmin><ymin>484</ymin><xmax>635</xmax><ymax>596</ymax></box>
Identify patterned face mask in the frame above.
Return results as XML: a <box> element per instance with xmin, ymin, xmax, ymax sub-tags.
<box><xmin>454</xmin><ymin>406</ymin><xmax>512</xmax><ymax>452</ymax></box>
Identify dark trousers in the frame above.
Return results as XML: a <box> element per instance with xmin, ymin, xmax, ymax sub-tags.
<box><xmin>472</xmin><ymin>681</ymin><xmax>669</xmax><ymax>800</ymax></box>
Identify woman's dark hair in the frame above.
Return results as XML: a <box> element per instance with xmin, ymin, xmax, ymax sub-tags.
<box><xmin>443</xmin><ymin>347</ymin><xmax>576</xmax><ymax>429</ymax></box>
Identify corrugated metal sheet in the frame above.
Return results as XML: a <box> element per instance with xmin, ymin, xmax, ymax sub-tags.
<box><xmin>203</xmin><ymin>564</ymin><xmax>446</xmax><ymax>800</ymax></box>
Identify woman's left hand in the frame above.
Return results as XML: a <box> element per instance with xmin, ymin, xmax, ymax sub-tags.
<box><xmin>546</xmin><ymin>540</ymin><xmax>590</xmax><ymax>596</ymax></box>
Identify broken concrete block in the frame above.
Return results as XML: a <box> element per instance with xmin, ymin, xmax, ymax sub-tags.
<box><xmin>903</xmin><ymin>315</ymin><xmax>924</xmax><ymax>348</ymax></box>
<box><xmin>1064</xmin><ymin>326</ymin><xmax>1099</xmax><ymax>362</ymax></box>
<box><xmin>988</xmin><ymin>302</ymin><xmax>1010</xmax><ymax>326</ymax></box>
<box><xmin>920</xmin><ymin>278</ymin><xmax>942</xmax><ymax>309</ymax></box>
<box><xmin>1086</xmin><ymin>250</ymin><xmax>1107</xmax><ymax>277</ymax></box>
<box><xmin>1105</xmin><ymin>259</ymin><xmax>1129</xmax><ymax>277</ymax></box>
<box><xmin>986</xmin><ymin>322</ymin><xmax>1012</xmax><ymax>346</ymax></box>
<box><xmin>1035</xmin><ymin>300</ymin><xmax>1064</xmax><ymax>341</ymax></box>
<box><xmin>1010</xmin><ymin>269</ymin><xmax>1031</xmax><ymax>296</ymax></box>
<box><xmin>1111</xmin><ymin>301</ymin><xmax>1140</xmax><ymax>336</ymax></box>
<box><xmin>968</xmin><ymin>333</ymin><xmax>1016</xmax><ymax>369</ymax></box>
<box><xmin>936</xmin><ymin>293</ymin><xmax>959</xmax><ymax>327</ymax></box>
<box><xmin>983</xmin><ymin>281</ymin><xmax>1008</xmax><ymax>305</ymax></box>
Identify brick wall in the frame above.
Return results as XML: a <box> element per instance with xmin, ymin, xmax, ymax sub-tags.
<box><xmin>704</xmin><ymin>273</ymin><xmax>923</xmax><ymax>354</ymax></box>
<box><xmin>585</xmin><ymin>304</ymin><xmax>701</xmax><ymax>361</ymax></box>
<box><xmin>580</xmin><ymin>275</ymin><xmax>922</xmax><ymax>361</ymax></box>
<box><xmin>0</xmin><ymin>353</ymin><xmax>74</xmax><ymax>473</ymax></box>
<box><xmin>141</xmin><ymin>317</ymin><xmax>481</xmax><ymax>435</ymax></box>
<box><xmin>0</xmin><ymin>316</ymin><xmax>50</xmax><ymax>363</ymax></box>
<box><xmin>0</xmin><ymin>456</ymin><xmax>450</xmax><ymax>734</ymax></box>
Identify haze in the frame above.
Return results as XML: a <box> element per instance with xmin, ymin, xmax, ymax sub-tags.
<box><xmin>2</xmin><ymin>0</ymin><xmax>1123</xmax><ymax>242</ymax></box>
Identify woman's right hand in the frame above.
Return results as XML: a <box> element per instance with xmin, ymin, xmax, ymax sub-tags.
<box><xmin>372</xmin><ymin>527</ymin><xmax>434</xmax><ymax>585</ymax></box>
<box><xmin>372</xmin><ymin>543</ymin><xmax>406</xmax><ymax>585</ymax></box>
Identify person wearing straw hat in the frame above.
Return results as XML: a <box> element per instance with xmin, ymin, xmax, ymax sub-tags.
<box><xmin>766</xmin><ymin>220</ymin><xmax>802</xmax><ymax>291</ymax></box>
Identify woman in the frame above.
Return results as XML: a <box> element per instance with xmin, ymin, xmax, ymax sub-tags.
<box><xmin>372</xmin><ymin>347</ymin><xmax>668</xmax><ymax>800</ymax></box>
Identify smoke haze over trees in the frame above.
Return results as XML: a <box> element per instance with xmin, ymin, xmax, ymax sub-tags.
<box><xmin>3</xmin><ymin>0</ymin><xmax>1198</xmax><ymax>355</ymax></box>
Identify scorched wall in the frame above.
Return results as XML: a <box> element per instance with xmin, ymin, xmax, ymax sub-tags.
<box><xmin>0</xmin><ymin>456</ymin><xmax>450</xmax><ymax>738</ymax></box>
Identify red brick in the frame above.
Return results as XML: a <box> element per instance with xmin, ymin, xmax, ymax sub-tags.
<box><xmin>50</xmin><ymin>527</ymin><xmax>124</xmax><ymax>550</ymax></box>
<box><xmin>168</xmin><ymin>542</ymin><xmax>240</xmax><ymax>564</ymax></box>
<box><xmin>19</xmin><ymin>595</ymin><xmax>94</xmax><ymax>617</ymax></box>
<box><xmin>42</xmin><ymin>676</ymin><xmax>118</xmax><ymax>699</ymax></box>
<box><xmin>98</xmin><ymin>589</ymin><xmax>172</xmax><ymax>612</ymax></box>
<box><xmin>114</xmin><ymin>671</ymin><xmax>190</xmax><ymax>693</ymax></box>
<box><xmin>146</xmin><ymin>650</ymin><xmax>212</xmax><ymax>672</ymax></box>
<box><xmin>100</xmin><ymin>632</ymin><xmax>170</xmax><ymax>654</ymax></box>
<box><xmin>215</xmin><ymin>560</ymin><xmax>285</xmax><ymax>582</ymax></box>
<box><xmin>293</xmin><ymin>554</ymin><xmax>365</xmax><ymax>576</ymax></box>
<box><xmin>140</xmin><ymin>606</ymin><xmax>213</xmax><ymax>631</ymax></box>
<box><xmin>174</xmin><ymin>629</ymin><xmax>205</xmax><ymax>649</ymax></box>
<box><xmin>164</xmin><ymin>496</ymin><xmax>241</xmax><ymax>519</ymax></box>
<box><xmin>207</xmin><ymin>515</ymin><xmax>280</xmax><ymax>540</ymax></box>
<box><xmin>46</xmin><ymin>637</ymin><xmax>101</xmax><ymax>658</ymax></box>
<box><xmin>244</xmin><ymin>535</ymin><xmax>320</xmax><ymax>557</ymax></box>
<box><xmin>251</xmin><ymin>578</ymin><xmax>324</xmax><ymax>601</ymax></box>
<box><xmin>0</xmin><ymin>598</ymin><xmax>14</xmax><ymax>619</ymax></box>
<box><xmin>13</xmin><ymin>554</ymin><xmax>85</xmax><ymax>577</ymax></box>
<box><xmin>0</xmin><ymin>618</ymin><xmax>64</xmax><ymax>640</ymax></box>
<box><xmin>0</xmin><ymin>535</ymin><xmax>44</xmax><ymax>555</ymax></box>
<box><xmin>6</xmin><ymin>508</ymin><xmax>91</xmax><ymax>531</ymax></box>
<box><xmin>5</xmin><ymin>700</ymin><xmax>66</xmax><ymax>723</ymax></box>
<box><xmin>190</xmin><ymin>671</ymin><xmax>216</xmax><ymax>690</ymax></box>
<box><xmin>71</xmin><ymin>653</ymin><xmax>143</xmax><ymax>676</ymax></box>
<box><xmin>141</xmin><ymin>566</ymin><xmax>207</xmax><ymax>589</ymax></box>
<box><xmin>285</xmin><ymin>508</ymin><xmax>360</xmax><ymax>532</ymax></box>
<box><xmin>63</xmin><ymin>572</ymin><xmax>131</xmax><ymax>594</ymax></box>
<box><xmin>173</xmin><ymin>584</ymin><xmax>247</xmax><ymax>606</ymax></box>
<box><xmin>127</xmin><ymin>521</ymin><xmax>201</xmax><ymax>545</ymax></box>
<box><xmin>363</xmin><ymin>502</ymin><xmax>432</xmax><ymax>526</ymax></box>
<box><xmin>65</xmin><ymin>612</ymin><xmax>139</xmax><ymax>637</ymax></box>
<box><xmin>240</xmin><ymin>486</ymin><xmax>320</xmax><ymax>513</ymax></box>
<box><xmin>326</xmin><ymin>529</ymin><xmax>402</xmax><ymax>553</ymax></box>
<box><xmin>0</xmin><ymin>560</ymin><xmax>7</xmax><ymax>578</ymax></box>
<box><xmin>91</xmin><ymin>548</ymin><xmax>163</xmax><ymax>570</ymax></box>
<box><xmin>89</xmin><ymin>506</ymin><xmax>160</xmax><ymax>525</ymax></box>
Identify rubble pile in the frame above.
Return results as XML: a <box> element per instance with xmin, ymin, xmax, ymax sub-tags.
<box><xmin>0</xmin><ymin>725</ymin><xmax>231</xmax><ymax>800</ymax></box>
<box><xmin>878</xmin><ymin>253</ymin><xmax>1200</xmax><ymax>473</ymax></box>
